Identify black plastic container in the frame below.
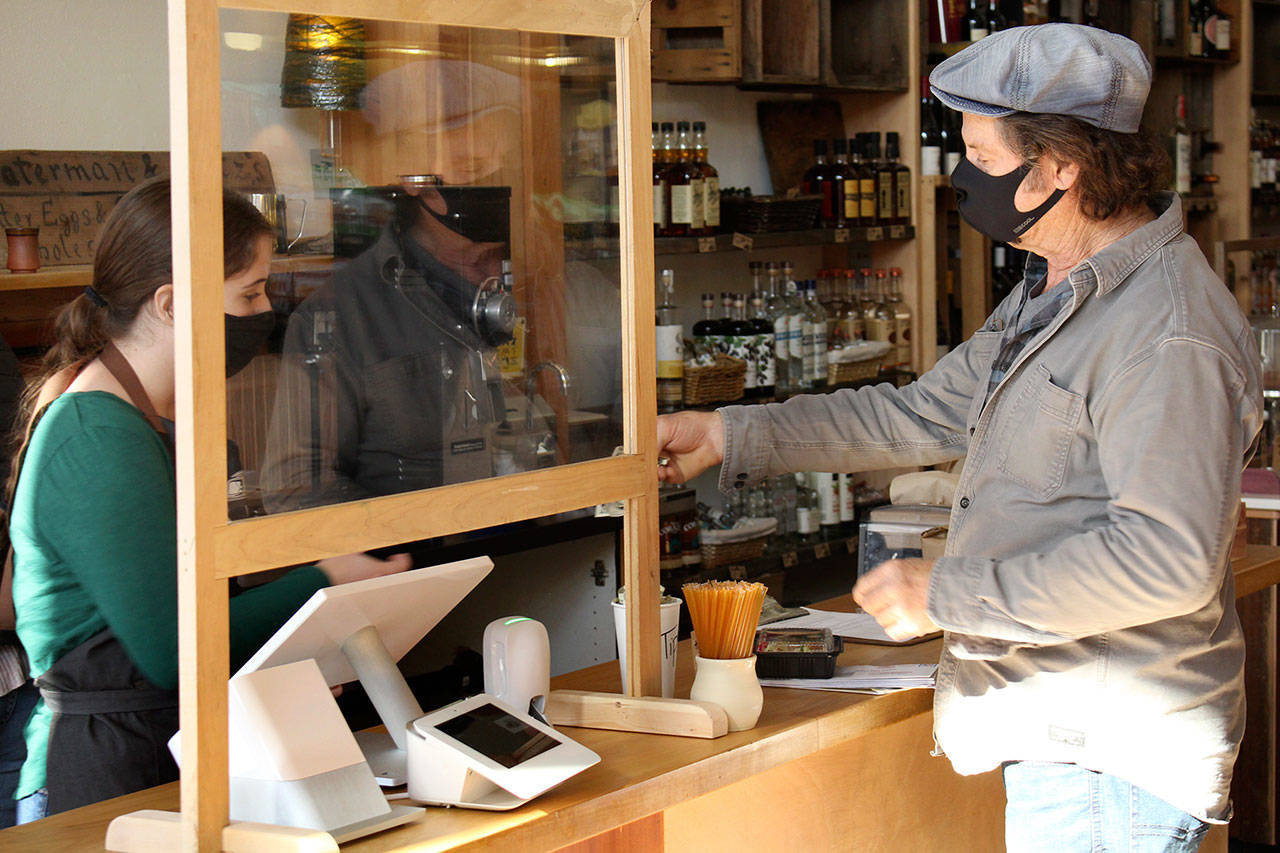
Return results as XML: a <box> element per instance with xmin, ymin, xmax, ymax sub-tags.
<box><xmin>753</xmin><ymin>627</ymin><xmax>843</xmax><ymax>679</ymax></box>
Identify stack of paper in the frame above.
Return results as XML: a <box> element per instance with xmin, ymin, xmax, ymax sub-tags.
<box><xmin>763</xmin><ymin>608</ymin><xmax>899</xmax><ymax>644</ymax></box>
<box><xmin>759</xmin><ymin>664</ymin><xmax>937</xmax><ymax>694</ymax></box>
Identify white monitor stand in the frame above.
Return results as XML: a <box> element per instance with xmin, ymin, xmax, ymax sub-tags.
<box><xmin>237</xmin><ymin>555</ymin><xmax>494</xmax><ymax>786</ymax></box>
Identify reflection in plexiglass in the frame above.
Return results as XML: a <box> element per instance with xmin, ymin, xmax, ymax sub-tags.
<box><xmin>219</xmin><ymin>13</ymin><xmax>624</xmax><ymax>519</ymax></box>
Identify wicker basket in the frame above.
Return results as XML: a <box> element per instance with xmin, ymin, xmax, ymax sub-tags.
<box><xmin>701</xmin><ymin>535</ymin><xmax>769</xmax><ymax>569</ymax></box>
<box><xmin>828</xmin><ymin>355</ymin><xmax>885</xmax><ymax>385</ymax></box>
<box><xmin>720</xmin><ymin>193</ymin><xmax>822</xmax><ymax>233</ymax></box>
<box><xmin>683</xmin><ymin>353</ymin><xmax>747</xmax><ymax>406</ymax></box>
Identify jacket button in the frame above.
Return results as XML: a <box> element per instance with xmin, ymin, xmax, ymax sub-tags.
<box><xmin>959</xmin><ymin>497</ymin><xmax>970</xmax><ymax>509</ymax></box>
<box><xmin>969</xmin><ymin>427</ymin><xmax>975</xmax><ymax>435</ymax></box>
<box><xmin>736</xmin><ymin>472</ymin><xmax>748</xmax><ymax>480</ymax></box>
<box><xmin>734</xmin><ymin>481</ymin><xmax>744</xmax><ymax>489</ymax></box>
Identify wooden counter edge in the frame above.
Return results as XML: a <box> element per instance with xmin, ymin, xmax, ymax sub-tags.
<box><xmin>6</xmin><ymin>546</ymin><xmax>1280</xmax><ymax>852</ymax></box>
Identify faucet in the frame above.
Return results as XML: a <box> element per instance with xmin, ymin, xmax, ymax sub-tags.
<box><xmin>525</xmin><ymin>361</ymin><xmax>572</xmax><ymax>430</ymax></box>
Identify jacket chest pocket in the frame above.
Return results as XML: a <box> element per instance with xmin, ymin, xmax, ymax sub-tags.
<box><xmin>964</xmin><ymin>329</ymin><xmax>1003</xmax><ymax>432</ymax></box>
<box><xmin>995</xmin><ymin>364</ymin><xmax>1084</xmax><ymax>498</ymax></box>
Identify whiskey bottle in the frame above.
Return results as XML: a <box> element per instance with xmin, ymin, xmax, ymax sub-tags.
<box><xmin>655</xmin><ymin>269</ymin><xmax>684</xmax><ymax>412</ymax></box>
<box><xmin>854</xmin><ymin>136</ymin><xmax>877</xmax><ymax>226</ymax></box>
<box><xmin>802</xmin><ymin>140</ymin><xmax>834</xmax><ymax>227</ymax></box>
<box><xmin>870</xmin><ymin>132</ymin><xmax>895</xmax><ymax>226</ymax></box>
<box><xmin>886</xmin><ymin>132</ymin><xmax>911</xmax><ymax>226</ymax></box>
<box><xmin>828</xmin><ymin>138</ymin><xmax>851</xmax><ymax>228</ymax></box>
<box><xmin>693</xmin><ymin>121</ymin><xmax>720</xmax><ymax>235</ymax></box>
<box><xmin>665</xmin><ymin>121</ymin><xmax>704</xmax><ymax>237</ymax></box>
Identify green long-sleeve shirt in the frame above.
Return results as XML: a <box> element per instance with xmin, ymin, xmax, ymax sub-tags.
<box><xmin>10</xmin><ymin>391</ymin><xmax>328</xmax><ymax>799</ymax></box>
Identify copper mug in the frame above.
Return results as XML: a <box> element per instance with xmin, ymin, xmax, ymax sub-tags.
<box><xmin>5</xmin><ymin>227</ymin><xmax>39</xmax><ymax>273</ymax></box>
<box><xmin>246</xmin><ymin>193</ymin><xmax>308</xmax><ymax>254</ymax></box>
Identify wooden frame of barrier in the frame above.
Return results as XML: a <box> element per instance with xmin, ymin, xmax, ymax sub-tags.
<box><xmin>121</xmin><ymin>1</ymin><xmax>657</xmax><ymax>849</ymax></box>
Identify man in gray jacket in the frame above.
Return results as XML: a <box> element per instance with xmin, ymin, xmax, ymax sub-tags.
<box><xmin>657</xmin><ymin>25</ymin><xmax>1261</xmax><ymax>851</ymax></box>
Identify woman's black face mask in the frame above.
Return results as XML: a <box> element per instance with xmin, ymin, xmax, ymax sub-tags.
<box><xmin>950</xmin><ymin>157</ymin><xmax>1066</xmax><ymax>245</ymax></box>
<box><xmin>224</xmin><ymin>310</ymin><xmax>275</xmax><ymax>377</ymax></box>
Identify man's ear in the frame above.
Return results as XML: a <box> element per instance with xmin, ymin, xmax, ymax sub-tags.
<box><xmin>152</xmin><ymin>284</ymin><xmax>175</xmax><ymax>327</ymax></box>
<box><xmin>1044</xmin><ymin>156</ymin><xmax>1080</xmax><ymax>192</ymax></box>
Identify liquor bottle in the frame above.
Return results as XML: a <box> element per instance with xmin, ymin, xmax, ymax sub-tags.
<box><xmin>692</xmin><ymin>292</ymin><xmax>726</xmax><ymax>356</ymax></box>
<box><xmin>824</xmin><ymin>270</ymin><xmax>848</xmax><ymax>350</ymax></box>
<box><xmin>693</xmin><ymin>121</ymin><xmax>720</xmax><ymax>235</ymax></box>
<box><xmin>854</xmin><ymin>136</ymin><xmax>878</xmax><ymax>226</ymax></box>
<box><xmin>1172</xmin><ymin>95</ymin><xmax>1191</xmax><ymax>196</ymax></box>
<box><xmin>985</xmin><ymin>0</ymin><xmax>1005</xmax><ymax>34</ymax></box>
<box><xmin>747</xmin><ymin>271</ymin><xmax>777</xmax><ymax>399</ymax></box>
<box><xmin>966</xmin><ymin>0</ymin><xmax>988</xmax><ymax>41</ymax></box>
<box><xmin>652</xmin><ymin>122</ymin><xmax>667</xmax><ymax>237</ymax></box>
<box><xmin>866</xmin><ymin>269</ymin><xmax>895</xmax><ymax>347</ymax></box>
<box><xmin>1204</xmin><ymin>2</ymin><xmax>1230</xmax><ymax>58</ymax></box>
<box><xmin>838</xmin><ymin>472</ymin><xmax>855</xmax><ymax>537</ymax></box>
<box><xmin>1188</xmin><ymin>1</ymin><xmax>1203</xmax><ymax>57</ymax></box>
<box><xmin>658</xmin><ymin>122</ymin><xmax>677</xmax><ymax>236</ymax></box>
<box><xmin>818</xmin><ymin>473</ymin><xmax>841</xmax><ymax>540</ymax></box>
<box><xmin>797</xmin><ymin>280</ymin><xmax>816</xmax><ymax>389</ymax></box>
<box><xmin>794</xmin><ymin>472</ymin><xmax>820</xmax><ymax>545</ymax></box>
<box><xmin>869</xmin><ymin>132</ymin><xmax>895</xmax><ymax>226</ymax></box>
<box><xmin>804</xmin><ymin>280</ymin><xmax>829</xmax><ymax>389</ymax></box>
<box><xmin>802</xmin><ymin>140</ymin><xmax>834</xmax><ymax>226</ymax></box>
<box><xmin>765</xmin><ymin>261</ymin><xmax>795</xmax><ymax>395</ymax></box>
<box><xmin>828</xmin><ymin>138</ymin><xmax>851</xmax><ymax>228</ymax></box>
<box><xmin>921</xmin><ymin>81</ymin><xmax>943</xmax><ymax>177</ymax></box>
<box><xmin>655</xmin><ymin>269</ymin><xmax>684</xmax><ymax>412</ymax></box>
<box><xmin>858</xmin><ymin>267</ymin><xmax>876</xmax><ymax>322</ymax></box>
<box><xmin>665</xmin><ymin>120</ymin><xmax>704</xmax><ymax>237</ymax></box>
<box><xmin>886</xmin><ymin>132</ymin><xmax>911</xmax><ymax>226</ymax></box>
<box><xmin>730</xmin><ymin>293</ymin><xmax>758</xmax><ymax>394</ymax></box>
<box><xmin>783</xmin><ymin>262</ymin><xmax>807</xmax><ymax>391</ymax></box>
<box><xmin>889</xmin><ymin>267</ymin><xmax>912</xmax><ymax>370</ymax></box>
<box><xmin>843</xmin><ymin>269</ymin><xmax>865</xmax><ymax>341</ymax></box>
<box><xmin>944</xmin><ymin>110</ymin><xmax>964</xmax><ymax>175</ymax></box>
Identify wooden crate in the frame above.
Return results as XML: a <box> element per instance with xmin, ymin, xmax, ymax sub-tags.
<box><xmin>742</xmin><ymin>0</ymin><xmax>821</xmax><ymax>85</ymax></box>
<box><xmin>652</xmin><ymin>0</ymin><xmax>741</xmax><ymax>82</ymax></box>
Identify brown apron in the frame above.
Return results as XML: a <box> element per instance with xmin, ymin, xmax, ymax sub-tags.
<box><xmin>34</xmin><ymin>343</ymin><xmax>179</xmax><ymax>815</ymax></box>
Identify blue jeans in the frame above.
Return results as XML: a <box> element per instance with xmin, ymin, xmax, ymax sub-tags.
<box><xmin>0</xmin><ymin>681</ymin><xmax>38</xmax><ymax>829</ymax></box>
<box><xmin>15</xmin><ymin>787</ymin><xmax>46</xmax><ymax>825</ymax></box>
<box><xmin>1003</xmin><ymin>761</ymin><xmax>1209</xmax><ymax>852</ymax></box>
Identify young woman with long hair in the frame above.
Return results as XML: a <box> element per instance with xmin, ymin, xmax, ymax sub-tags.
<box><xmin>6</xmin><ymin>178</ymin><xmax>408</xmax><ymax>823</ymax></box>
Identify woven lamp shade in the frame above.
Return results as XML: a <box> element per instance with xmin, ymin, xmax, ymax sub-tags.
<box><xmin>280</xmin><ymin>15</ymin><xmax>367</xmax><ymax>110</ymax></box>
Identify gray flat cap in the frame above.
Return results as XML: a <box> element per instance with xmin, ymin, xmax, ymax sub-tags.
<box><xmin>928</xmin><ymin>24</ymin><xmax>1152</xmax><ymax>133</ymax></box>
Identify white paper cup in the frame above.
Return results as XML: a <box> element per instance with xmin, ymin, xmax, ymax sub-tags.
<box><xmin>613</xmin><ymin>599</ymin><xmax>681</xmax><ymax>698</ymax></box>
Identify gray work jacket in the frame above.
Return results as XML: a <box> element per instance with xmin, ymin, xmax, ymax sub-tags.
<box><xmin>718</xmin><ymin>193</ymin><xmax>1261</xmax><ymax>821</ymax></box>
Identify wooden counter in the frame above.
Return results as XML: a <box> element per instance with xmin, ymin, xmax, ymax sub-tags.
<box><xmin>5</xmin><ymin>545</ymin><xmax>1280</xmax><ymax>852</ymax></box>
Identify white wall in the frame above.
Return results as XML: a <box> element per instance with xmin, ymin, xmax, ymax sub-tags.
<box><xmin>0</xmin><ymin>0</ymin><xmax>169</xmax><ymax>150</ymax></box>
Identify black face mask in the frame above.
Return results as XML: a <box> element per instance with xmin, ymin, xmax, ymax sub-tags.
<box><xmin>416</xmin><ymin>187</ymin><xmax>511</xmax><ymax>245</ymax></box>
<box><xmin>224</xmin><ymin>311</ymin><xmax>275</xmax><ymax>377</ymax></box>
<box><xmin>950</xmin><ymin>157</ymin><xmax>1066</xmax><ymax>245</ymax></box>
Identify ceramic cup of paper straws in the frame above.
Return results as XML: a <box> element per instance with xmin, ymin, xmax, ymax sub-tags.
<box><xmin>683</xmin><ymin>580</ymin><xmax>767</xmax><ymax>731</ymax></box>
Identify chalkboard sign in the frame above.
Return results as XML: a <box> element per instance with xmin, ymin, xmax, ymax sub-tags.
<box><xmin>0</xmin><ymin>150</ymin><xmax>276</xmax><ymax>268</ymax></box>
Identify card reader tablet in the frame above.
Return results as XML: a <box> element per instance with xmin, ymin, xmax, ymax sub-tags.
<box><xmin>407</xmin><ymin>693</ymin><xmax>599</xmax><ymax>810</ymax></box>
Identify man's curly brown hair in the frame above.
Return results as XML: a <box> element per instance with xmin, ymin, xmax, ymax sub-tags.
<box><xmin>997</xmin><ymin>112</ymin><xmax>1171</xmax><ymax>221</ymax></box>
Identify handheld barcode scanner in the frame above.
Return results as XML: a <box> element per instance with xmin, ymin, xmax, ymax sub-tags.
<box><xmin>483</xmin><ymin>616</ymin><xmax>551</xmax><ymax>722</ymax></box>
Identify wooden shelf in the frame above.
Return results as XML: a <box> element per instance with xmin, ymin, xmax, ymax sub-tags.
<box><xmin>927</xmin><ymin>41</ymin><xmax>971</xmax><ymax>58</ymax></box>
<box><xmin>569</xmin><ymin>226</ymin><xmax>915</xmax><ymax>261</ymax></box>
<box><xmin>0</xmin><ymin>253</ymin><xmax>335</xmax><ymax>293</ymax></box>
<box><xmin>1153</xmin><ymin>47</ymin><xmax>1238</xmax><ymax>67</ymax></box>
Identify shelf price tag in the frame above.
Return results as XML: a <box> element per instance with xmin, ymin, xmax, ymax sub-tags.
<box><xmin>833</xmin><ymin>228</ymin><xmax>850</xmax><ymax>244</ymax></box>
<box><xmin>814</xmin><ymin>542</ymin><xmax>831</xmax><ymax>560</ymax></box>
<box><xmin>866</xmin><ymin>227</ymin><xmax>884</xmax><ymax>241</ymax></box>
<box><xmin>729</xmin><ymin>564</ymin><xmax>747</xmax><ymax>580</ymax></box>
<box><xmin>889</xmin><ymin>225</ymin><xmax>906</xmax><ymax>240</ymax></box>
<box><xmin>846</xmin><ymin>538</ymin><xmax>858</xmax><ymax>555</ymax></box>
<box><xmin>782</xmin><ymin>551</ymin><xmax>800</xmax><ymax>569</ymax></box>
<box><xmin>697</xmin><ymin>236</ymin><xmax>717</xmax><ymax>253</ymax></box>
<box><xmin>731</xmin><ymin>232</ymin><xmax>754</xmax><ymax>252</ymax></box>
